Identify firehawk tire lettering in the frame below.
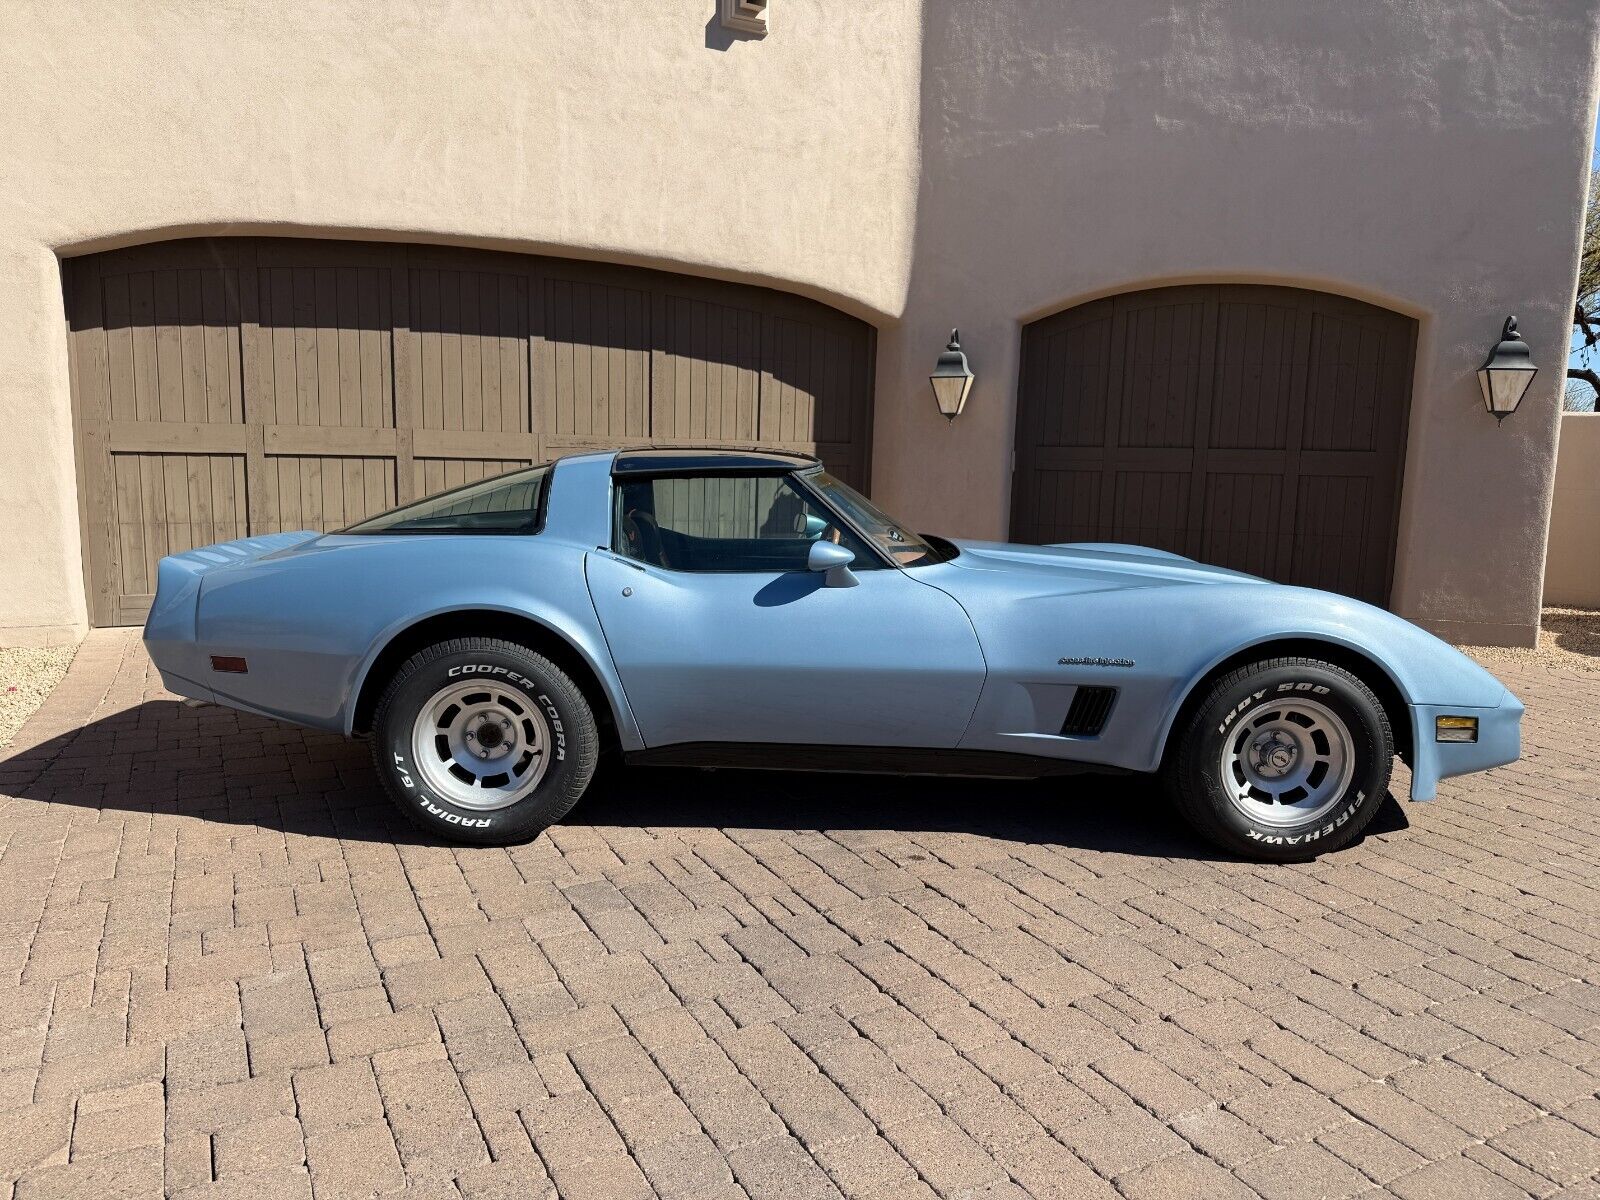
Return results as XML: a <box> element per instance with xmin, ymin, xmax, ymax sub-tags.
<box><xmin>371</xmin><ymin>638</ymin><xmax>598</xmax><ymax>846</ymax></box>
<box><xmin>1246</xmin><ymin>793</ymin><xmax>1365</xmax><ymax>845</ymax></box>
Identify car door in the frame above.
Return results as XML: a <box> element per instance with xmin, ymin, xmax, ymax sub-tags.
<box><xmin>586</xmin><ymin>471</ymin><xmax>986</xmax><ymax>749</ymax></box>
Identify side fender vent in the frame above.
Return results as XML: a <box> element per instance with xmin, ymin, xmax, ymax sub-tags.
<box><xmin>1061</xmin><ymin>686</ymin><xmax>1117</xmax><ymax>737</ymax></box>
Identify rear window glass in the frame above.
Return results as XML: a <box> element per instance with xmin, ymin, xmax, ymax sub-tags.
<box><xmin>341</xmin><ymin>466</ymin><xmax>549</xmax><ymax>535</ymax></box>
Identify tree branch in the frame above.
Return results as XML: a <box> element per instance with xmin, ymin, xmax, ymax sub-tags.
<box><xmin>1578</xmin><ymin>302</ymin><xmax>1600</xmax><ymax>349</ymax></box>
<box><xmin>1568</xmin><ymin>366</ymin><xmax>1600</xmax><ymax>394</ymax></box>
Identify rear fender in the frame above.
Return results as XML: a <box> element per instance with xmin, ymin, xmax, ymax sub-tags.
<box><xmin>187</xmin><ymin>534</ymin><xmax>638</xmax><ymax>743</ymax></box>
<box><xmin>342</xmin><ymin>600</ymin><xmax>642</xmax><ymax>748</ymax></box>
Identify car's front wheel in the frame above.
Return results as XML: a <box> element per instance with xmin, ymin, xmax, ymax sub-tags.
<box><xmin>371</xmin><ymin>637</ymin><xmax>599</xmax><ymax>844</ymax></box>
<box><xmin>1166</xmin><ymin>656</ymin><xmax>1393</xmax><ymax>861</ymax></box>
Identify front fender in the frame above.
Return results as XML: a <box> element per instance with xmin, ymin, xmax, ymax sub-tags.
<box><xmin>1144</xmin><ymin>586</ymin><xmax>1515</xmax><ymax>795</ymax></box>
<box><xmin>926</xmin><ymin>562</ymin><xmax>1511</xmax><ymax>786</ymax></box>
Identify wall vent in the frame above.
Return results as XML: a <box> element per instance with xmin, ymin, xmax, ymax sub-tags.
<box><xmin>1061</xmin><ymin>686</ymin><xmax>1117</xmax><ymax>737</ymax></box>
<box><xmin>720</xmin><ymin>0</ymin><xmax>769</xmax><ymax>36</ymax></box>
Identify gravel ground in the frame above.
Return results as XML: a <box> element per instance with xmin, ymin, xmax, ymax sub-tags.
<box><xmin>1461</xmin><ymin>605</ymin><xmax>1600</xmax><ymax>676</ymax></box>
<box><xmin>0</xmin><ymin>645</ymin><xmax>78</xmax><ymax>748</ymax></box>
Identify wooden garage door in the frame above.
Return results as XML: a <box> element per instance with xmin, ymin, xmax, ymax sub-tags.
<box><xmin>1011</xmin><ymin>285</ymin><xmax>1414</xmax><ymax>605</ymax></box>
<box><xmin>64</xmin><ymin>238</ymin><xmax>875</xmax><ymax>625</ymax></box>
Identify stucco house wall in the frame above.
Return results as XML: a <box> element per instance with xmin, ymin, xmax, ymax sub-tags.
<box><xmin>874</xmin><ymin>1</ymin><xmax>1599</xmax><ymax>648</ymax></box>
<box><xmin>0</xmin><ymin>0</ymin><xmax>925</xmax><ymax>645</ymax></box>
<box><xmin>1</xmin><ymin>0</ymin><xmax>1596</xmax><ymax>646</ymax></box>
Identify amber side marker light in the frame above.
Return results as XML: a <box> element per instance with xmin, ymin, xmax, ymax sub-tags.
<box><xmin>210</xmin><ymin>655</ymin><xmax>249</xmax><ymax>674</ymax></box>
<box><xmin>1435</xmin><ymin>716</ymin><xmax>1478</xmax><ymax>743</ymax></box>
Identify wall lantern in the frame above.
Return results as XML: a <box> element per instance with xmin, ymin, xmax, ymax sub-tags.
<box><xmin>930</xmin><ymin>329</ymin><xmax>974</xmax><ymax>421</ymax></box>
<box><xmin>1477</xmin><ymin>315</ymin><xmax>1538</xmax><ymax>423</ymax></box>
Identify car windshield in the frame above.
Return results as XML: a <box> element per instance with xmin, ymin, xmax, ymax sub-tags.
<box><xmin>340</xmin><ymin>466</ymin><xmax>550</xmax><ymax>534</ymax></box>
<box><xmin>803</xmin><ymin>470</ymin><xmax>949</xmax><ymax>568</ymax></box>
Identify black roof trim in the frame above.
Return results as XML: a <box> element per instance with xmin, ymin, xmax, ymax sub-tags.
<box><xmin>611</xmin><ymin>447</ymin><xmax>819</xmax><ymax>477</ymax></box>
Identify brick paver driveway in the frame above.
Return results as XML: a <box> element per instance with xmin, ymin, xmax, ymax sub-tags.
<box><xmin>0</xmin><ymin>630</ymin><xmax>1597</xmax><ymax>1199</ymax></box>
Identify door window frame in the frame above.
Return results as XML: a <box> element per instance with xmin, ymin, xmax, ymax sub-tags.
<box><xmin>607</xmin><ymin>468</ymin><xmax>898</xmax><ymax>574</ymax></box>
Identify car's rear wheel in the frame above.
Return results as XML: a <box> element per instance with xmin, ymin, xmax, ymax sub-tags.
<box><xmin>1166</xmin><ymin>656</ymin><xmax>1393</xmax><ymax>861</ymax></box>
<box><xmin>371</xmin><ymin>637</ymin><xmax>599</xmax><ymax>844</ymax></box>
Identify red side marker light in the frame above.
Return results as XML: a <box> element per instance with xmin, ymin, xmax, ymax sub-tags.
<box><xmin>210</xmin><ymin>655</ymin><xmax>248</xmax><ymax>674</ymax></box>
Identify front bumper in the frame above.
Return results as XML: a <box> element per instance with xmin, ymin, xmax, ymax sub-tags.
<box><xmin>1407</xmin><ymin>688</ymin><xmax>1524</xmax><ymax>801</ymax></box>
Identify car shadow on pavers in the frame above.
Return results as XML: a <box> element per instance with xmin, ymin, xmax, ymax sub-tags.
<box><xmin>582</xmin><ymin>763</ymin><xmax>1409</xmax><ymax>857</ymax></box>
<box><xmin>0</xmin><ymin>699</ymin><xmax>435</xmax><ymax>847</ymax></box>
<box><xmin>0</xmin><ymin>697</ymin><xmax>1407</xmax><ymax>857</ymax></box>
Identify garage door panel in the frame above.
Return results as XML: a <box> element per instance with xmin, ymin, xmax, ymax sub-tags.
<box><xmin>1013</xmin><ymin>468</ymin><xmax>1103</xmax><ymax>545</ymax></box>
<box><xmin>1110</xmin><ymin>470</ymin><xmax>1193</xmax><ymax>556</ymax></box>
<box><xmin>808</xmin><ymin>319</ymin><xmax>868</xmax><ymax>447</ymax></box>
<box><xmin>1304</xmin><ymin>312</ymin><xmax>1408</xmax><ymax>454</ymax></box>
<box><xmin>1209</xmin><ymin>300</ymin><xmax>1304</xmax><ymax>451</ymax></box>
<box><xmin>1022</xmin><ymin>313</ymin><xmax>1112</xmax><ymax>450</ymax></box>
<box><xmin>413</xmin><ymin>458</ymin><xmax>533</xmax><ymax>498</ymax></box>
<box><xmin>1114</xmin><ymin>297</ymin><xmax>1209</xmax><ymax>450</ymax></box>
<box><xmin>107</xmin><ymin>452</ymin><xmax>248</xmax><ymax>594</ymax></box>
<box><xmin>198</xmin><ymin>271</ymin><xmax>245</xmax><ymax>426</ymax></box>
<box><xmin>760</xmin><ymin>315</ymin><xmax>809</xmax><ymax>445</ymax></box>
<box><xmin>652</xmin><ymin>292</ymin><xmax>759</xmax><ymax>443</ymax></box>
<box><xmin>537</xmin><ymin>275</ymin><xmax>649</xmax><ymax>442</ymax></box>
<box><xmin>408</xmin><ymin>268</ymin><xmax>530</xmax><ymax>435</ymax></box>
<box><xmin>259</xmin><ymin>265</ymin><xmax>396</xmax><ymax>429</ymax></box>
<box><xmin>1015</xmin><ymin>284</ymin><xmax>1413</xmax><ymax>605</ymax></box>
<box><xmin>1287</xmin><ymin>474</ymin><xmax>1375</xmax><ymax>597</ymax></box>
<box><xmin>262</xmin><ymin>455</ymin><xmax>397</xmax><ymax>533</ymax></box>
<box><xmin>69</xmin><ymin>237</ymin><xmax>875</xmax><ymax>625</ymax></box>
<box><xmin>99</xmin><ymin>269</ymin><xmax>245</xmax><ymax>426</ymax></box>
<box><xmin>1199</xmin><ymin>472</ymin><xmax>1286</xmax><ymax>580</ymax></box>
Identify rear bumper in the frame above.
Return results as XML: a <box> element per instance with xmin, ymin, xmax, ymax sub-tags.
<box><xmin>1406</xmin><ymin>688</ymin><xmax>1523</xmax><ymax>801</ymax></box>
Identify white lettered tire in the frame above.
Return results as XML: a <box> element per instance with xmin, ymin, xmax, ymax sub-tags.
<box><xmin>1167</xmin><ymin>657</ymin><xmax>1393</xmax><ymax>861</ymax></box>
<box><xmin>371</xmin><ymin>637</ymin><xmax>599</xmax><ymax>844</ymax></box>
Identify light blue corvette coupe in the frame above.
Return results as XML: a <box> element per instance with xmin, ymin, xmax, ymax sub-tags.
<box><xmin>144</xmin><ymin>448</ymin><xmax>1522</xmax><ymax>860</ymax></box>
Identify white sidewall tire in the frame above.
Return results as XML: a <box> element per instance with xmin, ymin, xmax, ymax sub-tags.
<box><xmin>371</xmin><ymin>637</ymin><xmax>599</xmax><ymax>845</ymax></box>
<box><xmin>1168</xmin><ymin>657</ymin><xmax>1394</xmax><ymax>861</ymax></box>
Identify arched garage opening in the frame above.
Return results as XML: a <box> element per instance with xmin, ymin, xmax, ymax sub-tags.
<box><xmin>1010</xmin><ymin>284</ymin><xmax>1416</xmax><ymax>606</ymax></box>
<box><xmin>63</xmin><ymin>238</ymin><xmax>876</xmax><ymax>625</ymax></box>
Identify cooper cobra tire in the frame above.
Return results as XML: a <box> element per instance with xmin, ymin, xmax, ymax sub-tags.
<box><xmin>1166</xmin><ymin>657</ymin><xmax>1393</xmax><ymax>861</ymax></box>
<box><xmin>371</xmin><ymin>637</ymin><xmax>599</xmax><ymax>845</ymax></box>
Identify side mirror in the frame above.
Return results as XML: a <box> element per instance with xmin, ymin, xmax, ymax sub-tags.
<box><xmin>807</xmin><ymin>540</ymin><xmax>858</xmax><ymax>588</ymax></box>
<box><xmin>803</xmin><ymin>513</ymin><xmax>829</xmax><ymax>540</ymax></box>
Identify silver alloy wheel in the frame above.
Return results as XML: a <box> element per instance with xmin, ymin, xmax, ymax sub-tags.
<box><xmin>410</xmin><ymin>679</ymin><xmax>551</xmax><ymax>811</ymax></box>
<box><xmin>1218</xmin><ymin>697</ymin><xmax>1355</xmax><ymax>828</ymax></box>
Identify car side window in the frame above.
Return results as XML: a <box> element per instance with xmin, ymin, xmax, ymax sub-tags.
<box><xmin>614</xmin><ymin>474</ymin><xmax>881</xmax><ymax>573</ymax></box>
<box><xmin>341</xmin><ymin>466</ymin><xmax>549</xmax><ymax>535</ymax></box>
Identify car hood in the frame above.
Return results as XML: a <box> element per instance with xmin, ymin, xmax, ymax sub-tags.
<box><xmin>940</xmin><ymin>539</ymin><xmax>1268</xmax><ymax>594</ymax></box>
